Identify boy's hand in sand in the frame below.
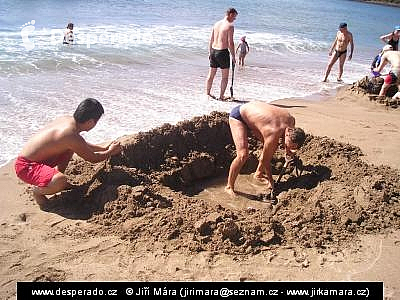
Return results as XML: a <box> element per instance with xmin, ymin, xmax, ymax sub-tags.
<box><xmin>108</xmin><ymin>141</ymin><xmax>122</xmax><ymax>156</ymax></box>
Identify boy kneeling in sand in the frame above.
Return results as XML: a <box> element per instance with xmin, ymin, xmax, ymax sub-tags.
<box><xmin>15</xmin><ymin>98</ymin><xmax>121</xmax><ymax>207</ymax></box>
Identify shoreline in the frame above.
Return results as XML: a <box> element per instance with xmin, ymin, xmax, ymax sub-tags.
<box><xmin>353</xmin><ymin>0</ymin><xmax>400</xmax><ymax>8</ymax></box>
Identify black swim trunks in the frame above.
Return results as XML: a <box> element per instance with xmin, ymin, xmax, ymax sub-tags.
<box><xmin>335</xmin><ymin>49</ymin><xmax>347</xmax><ymax>58</ymax></box>
<box><xmin>230</xmin><ymin>105</ymin><xmax>245</xmax><ymax>123</ymax></box>
<box><xmin>209</xmin><ymin>48</ymin><xmax>230</xmax><ymax>69</ymax></box>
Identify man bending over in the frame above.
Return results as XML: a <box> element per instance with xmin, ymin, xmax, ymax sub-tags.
<box><xmin>225</xmin><ymin>101</ymin><xmax>306</xmax><ymax>196</ymax></box>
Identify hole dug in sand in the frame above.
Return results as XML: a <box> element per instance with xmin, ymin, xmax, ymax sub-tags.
<box><xmin>55</xmin><ymin>112</ymin><xmax>400</xmax><ymax>256</ymax></box>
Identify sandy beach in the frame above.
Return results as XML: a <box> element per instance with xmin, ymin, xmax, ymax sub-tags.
<box><xmin>1</xmin><ymin>85</ymin><xmax>400</xmax><ymax>299</ymax></box>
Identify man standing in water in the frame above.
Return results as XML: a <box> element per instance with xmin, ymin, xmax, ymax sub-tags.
<box><xmin>206</xmin><ymin>8</ymin><xmax>237</xmax><ymax>100</ymax></box>
<box><xmin>15</xmin><ymin>98</ymin><xmax>122</xmax><ymax>207</ymax></box>
<box><xmin>225</xmin><ymin>101</ymin><xmax>306</xmax><ymax>197</ymax></box>
<box><xmin>323</xmin><ymin>22</ymin><xmax>354</xmax><ymax>82</ymax></box>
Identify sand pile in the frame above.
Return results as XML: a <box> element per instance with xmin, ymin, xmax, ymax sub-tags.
<box><xmin>48</xmin><ymin>112</ymin><xmax>400</xmax><ymax>256</ymax></box>
<box><xmin>350</xmin><ymin>76</ymin><xmax>399</xmax><ymax>107</ymax></box>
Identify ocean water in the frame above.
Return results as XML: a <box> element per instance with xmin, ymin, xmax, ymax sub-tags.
<box><xmin>0</xmin><ymin>0</ymin><xmax>399</xmax><ymax>166</ymax></box>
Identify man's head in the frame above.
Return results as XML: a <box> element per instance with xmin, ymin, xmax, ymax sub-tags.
<box><xmin>338</xmin><ymin>22</ymin><xmax>347</xmax><ymax>31</ymax></box>
<box><xmin>285</xmin><ymin>127</ymin><xmax>306</xmax><ymax>154</ymax></box>
<box><xmin>226</xmin><ymin>8</ymin><xmax>238</xmax><ymax>22</ymax></box>
<box><xmin>67</xmin><ymin>23</ymin><xmax>74</xmax><ymax>30</ymax></box>
<box><xmin>394</xmin><ymin>25</ymin><xmax>400</xmax><ymax>36</ymax></box>
<box><xmin>73</xmin><ymin>98</ymin><xmax>104</xmax><ymax>126</ymax></box>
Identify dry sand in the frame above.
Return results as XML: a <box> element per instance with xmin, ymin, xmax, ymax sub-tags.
<box><xmin>1</xmin><ymin>84</ymin><xmax>399</xmax><ymax>299</ymax></box>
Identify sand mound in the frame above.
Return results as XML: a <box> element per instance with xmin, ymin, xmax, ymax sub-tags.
<box><xmin>47</xmin><ymin>112</ymin><xmax>400</xmax><ymax>256</ymax></box>
<box><xmin>349</xmin><ymin>76</ymin><xmax>399</xmax><ymax>108</ymax></box>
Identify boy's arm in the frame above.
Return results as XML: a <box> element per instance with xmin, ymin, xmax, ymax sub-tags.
<box><xmin>69</xmin><ymin>135</ymin><xmax>121</xmax><ymax>163</ymax></box>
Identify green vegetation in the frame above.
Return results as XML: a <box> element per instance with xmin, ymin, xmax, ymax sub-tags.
<box><xmin>357</xmin><ymin>0</ymin><xmax>400</xmax><ymax>6</ymax></box>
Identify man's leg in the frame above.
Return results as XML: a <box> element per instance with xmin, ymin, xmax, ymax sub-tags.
<box><xmin>337</xmin><ymin>54</ymin><xmax>346</xmax><ymax>81</ymax></box>
<box><xmin>379</xmin><ymin>83</ymin><xmax>390</xmax><ymax>97</ymax></box>
<box><xmin>323</xmin><ymin>54</ymin><xmax>338</xmax><ymax>82</ymax></box>
<box><xmin>219</xmin><ymin>68</ymin><xmax>230</xmax><ymax>99</ymax></box>
<box><xmin>55</xmin><ymin>150</ymin><xmax>74</xmax><ymax>172</ymax></box>
<box><xmin>206</xmin><ymin>67</ymin><xmax>217</xmax><ymax>98</ymax></box>
<box><xmin>225</xmin><ymin>118</ymin><xmax>248</xmax><ymax>196</ymax></box>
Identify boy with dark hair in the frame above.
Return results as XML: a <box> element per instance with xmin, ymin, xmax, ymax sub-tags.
<box><xmin>15</xmin><ymin>98</ymin><xmax>121</xmax><ymax>207</ymax></box>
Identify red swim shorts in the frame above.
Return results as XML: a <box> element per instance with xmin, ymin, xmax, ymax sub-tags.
<box><xmin>384</xmin><ymin>72</ymin><xmax>398</xmax><ymax>85</ymax></box>
<box><xmin>14</xmin><ymin>156</ymin><xmax>59</xmax><ymax>187</ymax></box>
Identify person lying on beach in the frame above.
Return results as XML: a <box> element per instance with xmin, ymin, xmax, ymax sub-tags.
<box><xmin>379</xmin><ymin>25</ymin><xmax>400</xmax><ymax>51</ymax></box>
<box><xmin>225</xmin><ymin>101</ymin><xmax>306</xmax><ymax>197</ymax></box>
<box><xmin>206</xmin><ymin>7</ymin><xmax>237</xmax><ymax>100</ymax></box>
<box><xmin>373</xmin><ymin>50</ymin><xmax>400</xmax><ymax>98</ymax></box>
<box><xmin>323</xmin><ymin>22</ymin><xmax>354</xmax><ymax>83</ymax></box>
<box><xmin>14</xmin><ymin>98</ymin><xmax>121</xmax><ymax>207</ymax></box>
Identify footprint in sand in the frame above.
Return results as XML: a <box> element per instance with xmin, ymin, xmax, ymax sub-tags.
<box><xmin>20</xmin><ymin>20</ymin><xmax>36</xmax><ymax>50</ymax></box>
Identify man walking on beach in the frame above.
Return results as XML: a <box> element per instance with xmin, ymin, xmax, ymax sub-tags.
<box><xmin>15</xmin><ymin>98</ymin><xmax>122</xmax><ymax>207</ymax></box>
<box><xmin>323</xmin><ymin>22</ymin><xmax>354</xmax><ymax>82</ymax></box>
<box><xmin>373</xmin><ymin>50</ymin><xmax>400</xmax><ymax>98</ymax></box>
<box><xmin>225</xmin><ymin>101</ymin><xmax>306</xmax><ymax>196</ymax></box>
<box><xmin>206</xmin><ymin>8</ymin><xmax>237</xmax><ymax>100</ymax></box>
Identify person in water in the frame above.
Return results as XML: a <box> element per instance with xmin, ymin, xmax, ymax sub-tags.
<box><xmin>236</xmin><ymin>36</ymin><xmax>249</xmax><ymax>67</ymax></box>
<box><xmin>380</xmin><ymin>25</ymin><xmax>400</xmax><ymax>51</ymax></box>
<box><xmin>206</xmin><ymin>8</ymin><xmax>237</xmax><ymax>100</ymax></box>
<box><xmin>323</xmin><ymin>22</ymin><xmax>354</xmax><ymax>82</ymax></box>
<box><xmin>63</xmin><ymin>22</ymin><xmax>74</xmax><ymax>45</ymax></box>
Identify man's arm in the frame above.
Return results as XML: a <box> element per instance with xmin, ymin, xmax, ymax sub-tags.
<box><xmin>258</xmin><ymin>136</ymin><xmax>279</xmax><ymax>189</ymax></box>
<box><xmin>380</xmin><ymin>32</ymin><xmax>392</xmax><ymax>44</ymax></box>
<box><xmin>228</xmin><ymin>25</ymin><xmax>236</xmax><ymax>64</ymax></box>
<box><xmin>374</xmin><ymin>54</ymin><xmax>388</xmax><ymax>73</ymax></box>
<box><xmin>329</xmin><ymin>34</ymin><xmax>338</xmax><ymax>55</ymax></box>
<box><xmin>348</xmin><ymin>33</ymin><xmax>354</xmax><ymax>60</ymax></box>
<box><xmin>208</xmin><ymin>27</ymin><xmax>214</xmax><ymax>57</ymax></box>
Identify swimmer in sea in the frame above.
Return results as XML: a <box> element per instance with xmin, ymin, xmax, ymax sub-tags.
<box><xmin>323</xmin><ymin>22</ymin><xmax>354</xmax><ymax>83</ymax></box>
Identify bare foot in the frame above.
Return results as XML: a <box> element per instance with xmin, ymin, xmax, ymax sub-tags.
<box><xmin>253</xmin><ymin>173</ymin><xmax>268</xmax><ymax>183</ymax></box>
<box><xmin>207</xmin><ymin>93</ymin><xmax>217</xmax><ymax>100</ymax></box>
<box><xmin>224</xmin><ymin>186</ymin><xmax>236</xmax><ymax>197</ymax></box>
<box><xmin>33</xmin><ymin>190</ymin><xmax>50</xmax><ymax>208</ymax></box>
<box><xmin>218</xmin><ymin>96</ymin><xmax>230</xmax><ymax>101</ymax></box>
